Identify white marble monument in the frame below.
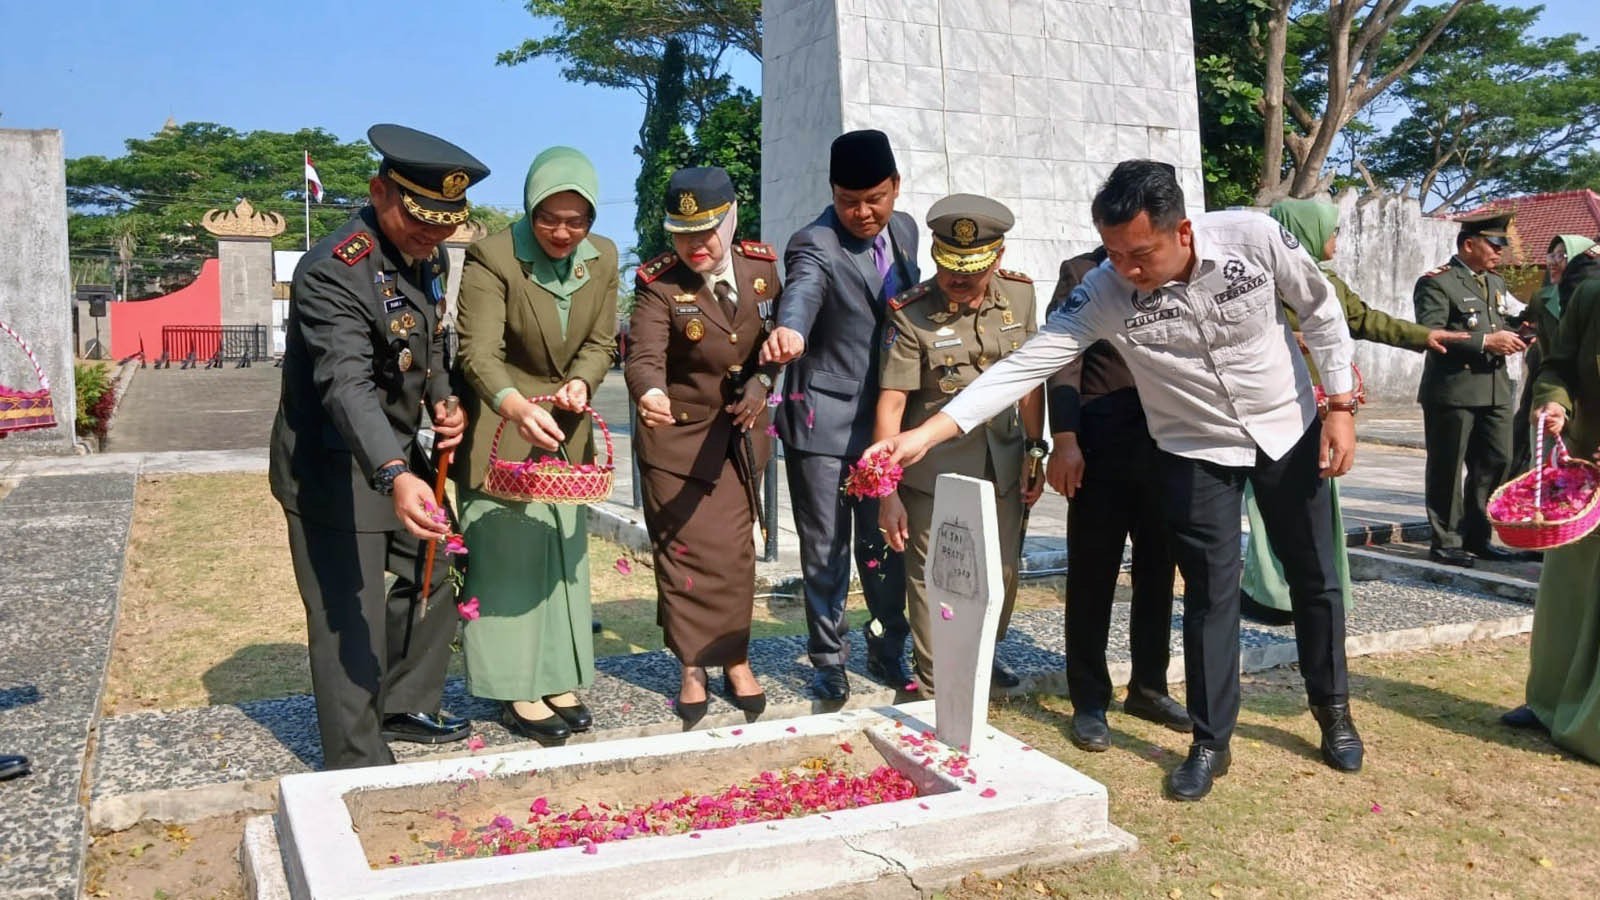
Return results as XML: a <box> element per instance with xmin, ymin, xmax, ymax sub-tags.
<box><xmin>927</xmin><ymin>473</ymin><xmax>1006</xmax><ymax>753</ymax></box>
<box><xmin>762</xmin><ymin>0</ymin><xmax>1206</xmax><ymax>307</ymax></box>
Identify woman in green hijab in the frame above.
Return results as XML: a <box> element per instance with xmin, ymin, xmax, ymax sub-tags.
<box><xmin>453</xmin><ymin>147</ymin><xmax>619</xmax><ymax>741</ymax></box>
<box><xmin>1241</xmin><ymin>199</ymin><xmax>1467</xmax><ymax>623</ymax></box>
<box><xmin>1511</xmin><ymin>234</ymin><xmax>1596</xmax><ymax>472</ymax></box>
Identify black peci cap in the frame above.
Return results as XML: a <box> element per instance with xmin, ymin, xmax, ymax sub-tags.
<box><xmin>368</xmin><ymin>124</ymin><xmax>489</xmax><ymax>227</ymax></box>
<box><xmin>829</xmin><ymin>129</ymin><xmax>897</xmax><ymax>191</ymax></box>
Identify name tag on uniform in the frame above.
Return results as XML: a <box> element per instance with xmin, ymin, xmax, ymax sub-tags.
<box><xmin>1125</xmin><ymin>308</ymin><xmax>1180</xmax><ymax>329</ymax></box>
<box><xmin>932</xmin><ymin>337</ymin><xmax>963</xmax><ymax>349</ymax></box>
<box><xmin>675</xmin><ymin>305</ymin><xmax>701</xmax><ymax>315</ymax></box>
<box><xmin>1000</xmin><ymin>322</ymin><xmax>1024</xmax><ymax>331</ymax></box>
<box><xmin>384</xmin><ymin>298</ymin><xmax>406</xmax><ymax>312</ymax></box>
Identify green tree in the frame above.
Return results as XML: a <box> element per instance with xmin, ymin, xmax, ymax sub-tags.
<box><xmin>1365</xmin><ymin>2</ymin><xmax>1600</xmax><ymax>210</ymax></box>
<box><xmin>67</xmin><ymin>122</ymin><xmax>375</xmax><ymax>296</ymax></box>
<box><xmin>500</xmin><ymin>1</ymin><xmax>762</xmax><ymax>259</ymax></box>
<box><xmin>1192</xmin><ymin>0</ymin><xmax>1273</xmax><ymax>207</ymax></box>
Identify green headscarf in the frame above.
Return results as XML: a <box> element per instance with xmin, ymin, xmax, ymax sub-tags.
<box><xmin>1552</xmin><ymin>234</ymin><xmax>1596</xmax><ymax>267</ymax></box>
<box><xmin>510</xmin><ymin>146</ymin><xmax>602</xmax><ymax>303</ymax></box>
<box><xmin>1269</xmin><ymin>199</ymin><xmax>1340</xmax><ymax>263</ymax></box>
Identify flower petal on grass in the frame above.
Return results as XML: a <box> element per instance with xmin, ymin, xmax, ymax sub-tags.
<box><xmin>614</xmin><ymin>557</ymin><xmax>633</xmax><ymax>576</ymax></box>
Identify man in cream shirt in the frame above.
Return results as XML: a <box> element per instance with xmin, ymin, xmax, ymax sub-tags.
<box><xmin>869</xmin><ymin>160</ymin><xmax>1363</xmax><ymax>802</ymax></box>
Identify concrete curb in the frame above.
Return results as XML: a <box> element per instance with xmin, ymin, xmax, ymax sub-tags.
<box><xmin>1347</xmin><ymin>547</ymin><xmax>1538</xmax><ymax>602</ymax></box>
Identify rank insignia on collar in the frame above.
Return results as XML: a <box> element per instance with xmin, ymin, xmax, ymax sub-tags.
<box><xmin>335</xmin><ymin>232</ymin><xmax>374</xmax><ymax>266</ymax></box>
<box><xmin>928</xmin><ymin>310</ymin><xmax>954</xmax><ymax>325</ymax></box>
<box><xmin>736</xmin><ymin>240</ymin><xmax>776</xmax><ymax>261</ymax></box>
<box><xmin>639</xmin><ymin>251</ymin><xmax>679</xmax><ymax>284</ymax></box>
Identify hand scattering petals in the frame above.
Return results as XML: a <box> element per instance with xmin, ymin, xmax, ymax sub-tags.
<box><xmin>843</xmin><ymin>450</ymin><xmax>904</xmax><ymax>499</ymax></box>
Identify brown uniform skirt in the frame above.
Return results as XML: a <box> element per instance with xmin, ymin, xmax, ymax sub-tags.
<box><xmin>640</xmin><ymin>455</ymin><xmax>757</xmax><ymax>666</ymax></box>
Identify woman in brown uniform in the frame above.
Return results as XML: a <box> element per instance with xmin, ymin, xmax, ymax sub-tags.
<box><xmin>626</xmin><ymin>167</ymin><xmax>782</xmax><ymax>724</ymax></box>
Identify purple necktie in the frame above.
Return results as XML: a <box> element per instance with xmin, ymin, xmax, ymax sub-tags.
<box><xmin>873</xmin><ymin>233</ymin><xmax>898</xmax><ymax>299</ymax></box>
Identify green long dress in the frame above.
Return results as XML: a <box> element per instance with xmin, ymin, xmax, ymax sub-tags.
<box><xmin>1242</xmin><ymin>200</ymin><xmax>1433</xmax><ymax>615</ymax></box>
<box><xmin>454</xmin><ymin>147</ymin><xmax>617</xmax><ymax>702</ymax></box>
<box><xmin>1526</xmin><ymin>274</ymin><xmax>1600</xmax><ymax>763</ymax></box>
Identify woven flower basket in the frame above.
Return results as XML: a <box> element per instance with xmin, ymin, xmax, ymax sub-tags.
<box><xmin>1488</xmin><ymin>414</ymin><xmax>1600</xmax><ymax>551</ymax></box>
<box><xmin>0</xmin><ymin>319</ymin><xmax>56</xmax><ymax>437</ymax></box>
<box><xmin>482</xmin><ymin>396</ymin><xmax>614</xmax><ymax>505</ymax></box>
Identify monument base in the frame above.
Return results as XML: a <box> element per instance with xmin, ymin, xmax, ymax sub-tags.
<box><xmin>244</xmin><ymin>702</ymin><xmax>1134</xmax><ymax>899</ymax></box>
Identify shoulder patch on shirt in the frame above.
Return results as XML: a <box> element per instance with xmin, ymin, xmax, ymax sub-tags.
<box><xmin>734</xmin><ymin>240</ymin><xmax>776</xmax><ymax>261</ymax></box>
<box><xmin>996</xmin><ymin>268</ymin><xmax>1032</xmax><ymax>284</ymax></box>
<box><xmin>333</xmin><ymin>232</ymin><xmax>374</xmax><ymax>266</ymax></box>
<box><xmin>1059</xmin><ymin>285</ymin><xmax>1092</xmax><ymax>315</ymax></box>
<box><xmin>1422</xmin><ymin>263</ymin><xmax>1451</xmax><ymax>279</ymax></box>
<box><xmin>638</xmin><ymin>251</ymin><xmax>678</xmax><ymax>284</ymax></box>
<box><xmin>1278</xmin><ymin>224</ymin><xmax>1300</xmax><ymax>250</ymax></box>
<box><xmin>883</xmin><ymin>324</ymin><xmax>899</xmax><ymax>349</ymax></box>
<box><xmin>889</xmin><ymin>281</ymin><xmax>932</xmax><ymax>310</ymax></box>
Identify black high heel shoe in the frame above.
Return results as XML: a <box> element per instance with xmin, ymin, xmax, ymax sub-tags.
<box><xmin>673</xmin><ymin>695</ymin><xmax>709</xmax><ymax>726</ymax></box>
<box><xmin>722</xmin><ymin>672</ymin><xmax>767</xmax><ymax>716</ymax></box>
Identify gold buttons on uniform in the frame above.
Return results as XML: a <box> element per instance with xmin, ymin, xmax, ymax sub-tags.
<box><xmin>678</xmin><ymin>412</ymin><xmax>689</xmax><ymax>421</ymax></box>
<box><xmin>729</xmin><ymin>333</ymin><xmax>739</xmax><ymax>344</ymax></box>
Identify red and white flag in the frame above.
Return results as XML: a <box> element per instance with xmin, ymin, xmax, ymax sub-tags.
<box><xmin>304</xmin><ymin>151</ymin><xmax>324</xmax><ymax>203</ymax></box>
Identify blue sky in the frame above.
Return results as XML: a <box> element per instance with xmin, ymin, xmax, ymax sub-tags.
<box><xmin>0</xmin><ymin>0</ymin><xmax>1593</xmax><ymax>254</ymax></box>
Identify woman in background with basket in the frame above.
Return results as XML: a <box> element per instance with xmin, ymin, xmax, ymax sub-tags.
<box><xmin>454</xmin><ymin>147</ymin><xmax>619</xmax><ymax>743</ymax></box>
<box><xmin>1501</xmin><ymin>269</ymin><xmax>1600</xmax><ymax>762</ymax></box>
<box><xmin>626</xmin><ymin>167</ymin><xmax>781</xmax><ymax>724</ymax></box>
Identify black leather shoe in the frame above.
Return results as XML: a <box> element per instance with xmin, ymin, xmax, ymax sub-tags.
<box><xmin>1429</xmin><ymin>547</ymin><xmax>1475</xmax><ymax>567</ymax></box>
<box><xmin>382</xmin><ymin>711</ymin><xmax>471</xmax><ymax>744</ymax></box>
<box><xmin>1310</xmin><ymin>703</ymin><xmax>1364</xmax><ymax>772</ymax></box>
<box><xmin>0</xmin><ymin>754</ymin><xmax>30</xmax><ymax>781</ymax></box>
<box><xmin>503</xmin><ymin>702</ymin><xmax>572</xmax><ymax>742</ymax></box>
<box><xmin>673</xmin><ymin>696</ymin><xmax>709</xmax><ymax>726</ymax></box>
<box><xmin>991</xmin><ymin>660</ymin><xmax>1021</xmax><ymax>689</ymax></box>
<box><xmin>721</xmin><ymin>674</ymin><xmax>768</xmax><ymax>715</ymax></box>
<box><xmin>1123</xmin><ymin>690</ymin><xmax>1194</xmax><ymax>733</ymax></box>
<box><xmin>543</xmin><ymin>695</ymin><xmax>594</xmax><ymax>733</ymax></box>
<box><xmin>1467</xmin><ymin>544</ymin><xmax>1538</xmax><ymax>563</ymax></box>
<box><xmin>1069</xmin><ymin>710</ymin><xmax>1111</xmax><ymax>752</ymax></box>
<box><xmin>812</xmin><ymin>664</ymin><xmax>850</xmax><ymax>701</ymax></box>
<box><xmin>1166</xmin><ymin>745</ymin><xmax>1230</xmax><ymax>801</ymax></box>
<box><xmin>591</xmin><ymin>618</ymin><xmax>603</xmax><ymax>634</ymax></box>
<box><xmin>1500</xmin><ymin>704</ymin><xmax>1545</xmax><ymax>730</ymax></box>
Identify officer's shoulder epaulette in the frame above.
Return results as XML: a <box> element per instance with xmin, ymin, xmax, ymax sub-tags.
<box><xmin>333</xmin><ymin>232</ymin><xmax>374</xmax><ymax>267</ymax></box>
<box><xmin>734</xmin><ymin>240</ymin><xmax>776</xmax><ymax>261</ymax></box>
<box><xmin>1421</xmin><ymin>263</ymin><xmax>1451</xmax><ymax>279</ymax></box>
<box><xmin>888</xmin><ymin>281</ymin><xmax>932</xmax><ymax>310</ymax></box>
<box><xmin>638</xmin><ymin>251</ymin><xmax>679</xmax><ymax>284</ymax></box>
<box><xmin>996</xmin><ymin>268</ymin><xmax>1033</xmax><ymax>284</ymax></box>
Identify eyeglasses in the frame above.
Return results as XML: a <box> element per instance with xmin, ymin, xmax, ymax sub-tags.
<box><xmin>1548</xmin><ymin>251</ymin><xmax>1568</xmax><ymax>265</ymax></box>
<box><xmin>533</xmin><ymin>210</ymin><xmax>592</xmax><ymax>233</ymax></box>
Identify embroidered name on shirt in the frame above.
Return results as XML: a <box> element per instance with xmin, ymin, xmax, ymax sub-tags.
<box><xmin>1214</xmin><ymin>273</ymin><xmax>1268</xmax><ymax>304</ymax></box>
<box><xmin>1000</xmin><ymin>322</ymin><xmax>1025</xmax><ymax>331</ymax></box>
<box><xmin>932</xmin><ymin>337</ymin><xmax>963</xmax><ymax>349</ymax></box>
<box><xmin>1125</xmin><ymin>308</ymin><xmax>1180</xmax><ymax>329</ymax></box>
<box><xmin>675</xmin><ymin>305</ymin><xmax>701</xmax><ymax>315</ymax></box>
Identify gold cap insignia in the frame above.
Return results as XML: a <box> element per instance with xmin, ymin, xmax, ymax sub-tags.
<box><xmin>953</xmin><ymin>218</ymin><xmax>978</xmax><ymax>244</ymax></box>
<box><xmin>441</xmin><ymin>170</ymin><xmax>471</xmax><ymax>200</ymax></box>
<box><xmin>678</xmin><ymin>192</ymin><xmax>699</xmax><ymax>215</ymax></box>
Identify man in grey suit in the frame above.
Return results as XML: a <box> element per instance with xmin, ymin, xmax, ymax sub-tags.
<box><xmin>761</xmin><ymin>130</ymin><xmax>920</xmax><ymax>700</ymax></box>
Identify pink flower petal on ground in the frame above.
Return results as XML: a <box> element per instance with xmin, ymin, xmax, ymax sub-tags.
<box><xmin>1371</xmin><ymin>803</ymin><xmax>1383</xmax><ymax>814</ymax></box>
<box><xmin>615</xmin><ymin>556</ymin><xmax>633</xmax><ymax>576</ymax></box>
<box><xmin>979</xmin><ymin>788</ymin><xmax>997</xmax><ymax>798</ymax></box>
<box><xmin>865</xmin><ymin>558</ymin><xmax>879</xmax><ymax>569</ymax></box>
<box><xmin>689</xmin><ymin>832</ymin><xmax>702</xmax><ymax>839</ymax></box>
<box><xmin>457</xmin><ymin>597</ymin><xmax>481</xmax><ymax>621</ymax></box>
<box><xmin>840</xmin><ymin>741</ymin><xmax>853</xmax><ymax>754</ymax></box>
<box><xmin>466</xmin><ymin>734</ymin><xmax>486</xmax><ymax>751</ymax></box>
<box><xmin>620</xmin><ymin>702</ymin><xmax>633</xmax><ymax>713</ymax></box>
<box><xmin>939</xmin><ymin>603</ymin><xmax>954</xmax><ymax>621</ymax></box>
<box><xmin>582</xmin><ymin>843</ymin><xmax>598</xmax><ymax>854</ymax></box>
<box><xmin>731</xmin><ymin>729</ymin><xmax>744</xmax><ymax>736</ymax></box>
<box><xmin>389</xmin><ymin>853</ymin><xmax>402</xmax><ymax>864</ymax></box>
<box><xmin>786</xmin><ymin>726</ymin><xmax>798</xmax><ymax>733</ymax></box>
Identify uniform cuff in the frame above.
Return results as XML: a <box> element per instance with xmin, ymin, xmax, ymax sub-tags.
<box><xmin>1319</xmin><ymin>367</ymin><xmax>1354</xmax><ymax>396</ymax></box>
<box><xmin>491</xmin><ymin>387</ymin><xmax>519</xmax><ymax>413</ymax></box>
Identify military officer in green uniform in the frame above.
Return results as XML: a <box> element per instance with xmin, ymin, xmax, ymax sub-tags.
<box><xmin>875</xmin><ymin>194</ymin><xmax>1046</xmax><ymax>695</ymax></box>
<box><xmin>270</xmin><ymin>124</ymin><xmax>490</xmax><ymax>769</ymax></box>
<box><xmin>1414</xmin><ymin>210</ymin><xmax>1532</xmax><ymax>567</ymax></box>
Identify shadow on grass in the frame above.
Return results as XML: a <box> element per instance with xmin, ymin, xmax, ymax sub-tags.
<box><xmin>204</xmin><ymin>643</ymin><xmax>324</xmax><ymax>768</ymax></box>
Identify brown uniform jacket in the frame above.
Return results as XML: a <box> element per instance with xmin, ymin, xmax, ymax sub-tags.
<box><xmin>453</xmin><ymin>227</ymin><xmax>620</xmax><ymax>489</ymax></box>
<box><xmin>880</xmin><ymin>271</ymin><xmax>1038</xmax><ymax>496</ymax></box>
<box><xmin>625</xmin><ymin>242</ymin><xmax>782</xmax><ymax>483</ymax></box>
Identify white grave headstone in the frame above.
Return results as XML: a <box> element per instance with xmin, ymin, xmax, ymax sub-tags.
<box><xmin>928</xmin><ymin>473</ymin><xmax>1005</xmax><ymax>754</ymax></box>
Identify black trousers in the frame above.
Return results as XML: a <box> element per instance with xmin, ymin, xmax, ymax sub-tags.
<box><xmin>785</xmin><ymin>449</ymin><xmax>908</xmax><ymax>667</ymax></box>
<box><xmin>1157</xmin><ymin>422</ymin><xmax>1348</xmax><ymax>749</ymax></box>
<box><xmin>1065</xmin><ymin>426</ymin><xmax>1175</xmax><ymax>713</ymax></box>
<box><xmin>1422</xmin><ymin>402</ymin><xmax>1513</xmax><ymax>551</ymax></box>
<box><xmin>284</xmin><ymin>512</ymin><xmax>456</xmax><ymax>769</ymax></box>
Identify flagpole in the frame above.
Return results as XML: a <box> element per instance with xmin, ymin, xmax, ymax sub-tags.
<box><xmin>303</xmin><ymin>149</ymin><xmax>311</xmax><ymax>251</ymax></box>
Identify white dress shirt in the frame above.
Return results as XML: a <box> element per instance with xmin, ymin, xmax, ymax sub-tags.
<box><xmin>943</xmin><ymin>210</ymin><xmax>1354</xmax><ymax>466</ymax></box>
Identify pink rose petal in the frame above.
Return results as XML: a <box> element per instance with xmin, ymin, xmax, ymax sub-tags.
<box><xmin>615</xmin><ymin>557</ymin><xmax>633</xmax><ymax>576</ymax></box>
<box><xmin>939</xmin><ymin>603</ymin><xmax>954</xmax><ymax>621</ymax></box>
<box><xmin>979</xmin><ymin>788</ymin><xmax>997</xmax><ymax>798</ymax></box>
<box><xmin>457</xmin><ymin>596</ymin><xmax>481</xmax><ymax>621</ymax></box>
<box><xmin>466</xmin><ymin>734</ymin><xmax>486</xmax><ymax>751</ymax></box>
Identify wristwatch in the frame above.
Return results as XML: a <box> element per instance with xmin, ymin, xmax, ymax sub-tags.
<box><xmin>371</xmin><ymin>462</ymin><xmax>409</xmax><ymax>496</ymax></box>
<box><xmin>1024</xmin><ymin>438</ymin><xmax>1051</xmax><ymax>459</ymax></box>
<box><xmin>1325</xmin><ymin>397</ymin><xmax>1360</xmax><ymax>416</ymax></box>
<box><xmin>754</xmin><ymin>372</ymin><xmax>774</xmax><ymax>391</ymax></box>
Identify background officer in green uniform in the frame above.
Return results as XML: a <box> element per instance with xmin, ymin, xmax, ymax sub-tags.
<box><xmin>874</xmin><ymin>194</ymin><xmax>1046</xmax><ymax>696</ymax></box>
<box><xmin>1414</xmin><ymin>210</ymin><xmax>1532</xmax><ymax>567</ymax></box>
<box><xmin>270</xmin><ymin>124</ymin><xmax>487</xmax><ymax>769</ymax></box>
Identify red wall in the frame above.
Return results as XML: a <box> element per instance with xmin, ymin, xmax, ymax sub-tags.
<box><xmin>108</xmin><ymin>259</ymin><xmax>221</xmax><ymax>359</ymax></box>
